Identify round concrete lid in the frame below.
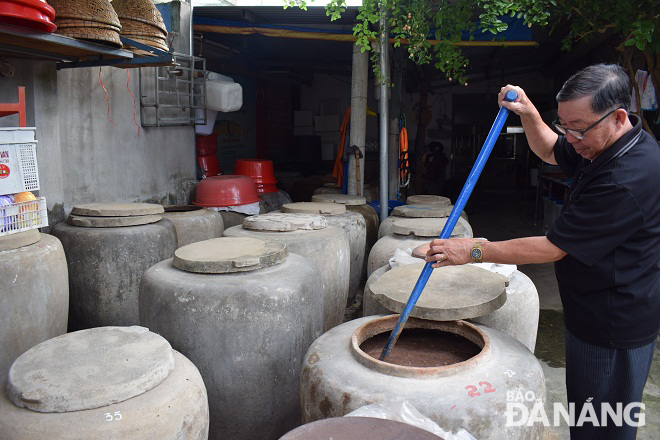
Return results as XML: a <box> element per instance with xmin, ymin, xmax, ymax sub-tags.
<box><xmin>66</xmin><ymin>214</ymin><xmax>162</xmax><ymax>228</ymax></box>
<box><xmin>70</xmin><ymin>203</ymin><xmax>164</xmax><ymax>217</ymax></box>
<box><xmin>406</xmin><ymin>195</ymin><xmax>451</xmax><ymax>206</ymax></box>
<box><xmin>173</xmin><ymin>236</ymin><xmax>288</xmax><ymax>274</ymax></box>
<box><xmin>243</xmin><ymin>213</ymin><xmax>327</xmax><ymax>232</ymax></box>
<box><xmin>391</xmin><ymin>217</ymin><xmax>466</xmax><ymax>237</ymax></box>
<box><xmin>311</xmin><ymin>194</ymin><xmax>367</xmax><ymax>206</ymax></box>
<box><xmin>392</xmin><ymin>204</ymin><xmax>453</xmax><ymax>218</ymax></box>
<box><xmin>371</xmin><ymin>262</ymin><xmax>507</xmax><ymax>321</ymax></box>
<box><xmin>0</xmin><ymin>229</ymin><xmax>41</xmax><ymax>252</ymax></box>
<box><xmin>280</xmin><ymin>417</ymin><xmax>442</xmax><ymax>440</ymax></box>
<box><xmin>7</xmin><ymin>326</ymin><xmax>175</xmax><ymax>413</ymax></box>
<box><xmin>282</xmin><ymin>202</ymin><xmax>346</xmax><ymax>215</ymax></box>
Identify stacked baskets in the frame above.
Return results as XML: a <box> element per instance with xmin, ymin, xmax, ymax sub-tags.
<box><xmin>112</xmin><ymin>0</ymin><xmax>168</xmax><ymax>52</ymax></box>
<box><xmin>48</xmin><ymin>0</ymin><xmax>122</xmax><ymax>47</ymax></box>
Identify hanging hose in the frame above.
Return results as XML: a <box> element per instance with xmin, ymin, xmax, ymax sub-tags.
<box><xmin>399</xmin><ymin>113</ymin><xmax>410</xmax><ymax>189</ymax></box>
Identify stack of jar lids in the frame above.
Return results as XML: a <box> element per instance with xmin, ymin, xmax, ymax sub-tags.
<box><xmin>311</xmin><ymin>194</ymin><xmax>367</xmax><ymax>206</ymax></box>
<box><xmin>405</xmin><ymin>194</ymin><xmax>451</xmax><ymax>206</ymax></box>
<box><xmin>111</xmin><ymin>0</ymin><xmax>169</xmax><ymax>52</ymax></box>
<box><xmin>66</xmin><ymin>203</ymin><xmax>164</xmax><ymax>228</ymax></box>
<box><xmin>173</xmin><ymin>237</ymin><xmax>287</xmax><ymax>274</ymax></box>
<box><xmin>48</xmin><ymin>0</ymin><xmax>122</xmax><ymax>47</ymax></box>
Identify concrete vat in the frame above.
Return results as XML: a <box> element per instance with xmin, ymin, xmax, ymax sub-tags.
<box><xmin>378</xmin><ymin>204</ymin><xmax>472</xmax><ymax>239</ymax></box>
<box><xmin>363</xmin><ymin>262</ymin><xmax>540</xmax><ymax>352</ymax></box>
<box><xmin>51</xmin><ymin>203</ymin><xmax>177</xmax><ymax>329</ymax></box>
<box><xmin>140</xmin><ymin>237</ymin><xmax>324</xmax><ymax>440</ymax></box>
<box><xmin>300</xmin><ymin>315</ymin><xmax>545</xmax><ymax>440</ymax></box>
<box><xmin>0</xmin><ymin>231</ymin><xmax>69</xmax><ymax>378</ymax></box>
<box><xmin>162</xmin><ymin>205</ymin><xmax>224</xmax><ymax>247</ymax></box>
<box><xmin>224</xmin><ymin>213</ymin><xmax>349</xmax><ymax>330</ymax></box>
<box><xmin>282</xmin><ymin>202</ymin><xmax>366</xmax><ymax>307</ymax></box>
<box><xmin>368</xmin><ymin>217</ymin><xmax>470</xmax><ymax>277</ymax></box>
<box><xmin>0</xmin><ymin>326</ymin><xmax>208</xmax><ymax>440</ymax></box>
<box><xmin>311</xmin><ymin>193</ymin><xmax>379</xmax><ymax>267</ymax></box>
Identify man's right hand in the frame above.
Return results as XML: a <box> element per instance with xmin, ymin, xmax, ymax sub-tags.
<box><xmin>498</xmin><ymin>85</ymin><xmax>537</xmax><ymax>117</ymax></box>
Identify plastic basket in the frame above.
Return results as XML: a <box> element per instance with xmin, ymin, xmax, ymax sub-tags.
<box><xmin>0</xmin><ymin>128</ymin><xmax>40</xmax><ymax>195</ymax></box>
<box><xmin>0</xmin><ymin>196</ymin><xmax>48</xmax><ymax>236</ymax></box>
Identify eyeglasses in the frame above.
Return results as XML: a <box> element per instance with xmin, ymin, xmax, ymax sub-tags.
<box><xmin>552</xmin><ymin>108</ymin><xmax>619</xmax><ymax>140</ymax></box>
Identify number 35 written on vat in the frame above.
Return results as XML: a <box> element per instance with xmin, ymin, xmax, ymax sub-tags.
<box><xmin>104</xmin><ymin>411</ymin><xmax>122</xmax><ymax>422</ymax></box>
<box><xmin>465</xmin><ymin>382</ymin><xmax>496</xmax><ymax>397</ymax></box>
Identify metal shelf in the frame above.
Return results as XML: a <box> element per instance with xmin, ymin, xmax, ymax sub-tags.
<box><xmin>0</xmin><ymin>24</ymin><xmax>174</xmax><ymax>70</ymax></box>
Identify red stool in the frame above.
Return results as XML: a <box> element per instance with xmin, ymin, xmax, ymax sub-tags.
<box><xmin>0</xmin><ymin>86</ymin><xmax>26</xmax><ymax>127</ymax></box>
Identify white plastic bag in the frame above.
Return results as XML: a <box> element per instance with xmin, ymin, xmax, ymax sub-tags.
<box><xmin>208</xmin><ymin>201</ymin><xmax>260</xmax><ymax>216</ymax></box>
<box><xmin>388</xmin><ymin>248</ymin><xmax>420</xmax><ymax>268</ymax></box>
<box><xmin>345</xmin><ymin>399</ymin><xmax>477</xmax><ymax>440</ymax></box>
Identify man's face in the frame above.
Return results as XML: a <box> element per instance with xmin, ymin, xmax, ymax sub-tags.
<box><xmin>556</xmin><ymin>96</ymin><xmax>620</xmax><ymax>161</ymax></box>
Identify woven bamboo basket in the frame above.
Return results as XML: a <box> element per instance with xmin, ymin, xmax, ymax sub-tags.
<box><xmin>49</xmin><ymin>0</ymin><xmax>122</xmax><ymax>47</ymax></box>
<box><xmin>111</xmin><ymin>0</ymin><xmax>169</xmax><ymax>51</ymax></box>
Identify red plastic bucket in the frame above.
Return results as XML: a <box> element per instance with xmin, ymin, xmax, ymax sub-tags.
<box><xmin>0</xmin><ymin>0</ymin><xmax>57</xmax><ymax>32</ymax></box>
<box><xmin>255</xmin><ymin>183</ymin><xmax>278</xmax><ymax>194</ymax></box>
<box><xmin>197</xmin><ymin>154</ymin><xmax>220</xmax><ymax>178</ymax></box>
<box><xmin>195</xmin><ymin>133</ymin><xmax>218</xmax><ymax>157</ymax></box>
<box><xmin>194</xmin><ymin>175</ymin><xmax>260</xmax><ymax>207</ymax></box>
<box><xmin>234</xmin><ymin>159</ymin><xmax>277</xmax><ymax>185</ymax></box>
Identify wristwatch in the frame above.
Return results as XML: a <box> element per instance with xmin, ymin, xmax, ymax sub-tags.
<box><xmin>470</xmin><ymin>242</ymin><xmax>484</xmax><ymax>263</ymax></box>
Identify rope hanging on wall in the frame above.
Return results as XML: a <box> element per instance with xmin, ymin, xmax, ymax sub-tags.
<box><xmin>98</xmin><ymin>67</ymin><xmax>115</xmax><ymax>126</ymax></box>
<box><xmin>125</xmin><ymin>69</ymin><xmax>140</xmax><ymax>137</ymax></box>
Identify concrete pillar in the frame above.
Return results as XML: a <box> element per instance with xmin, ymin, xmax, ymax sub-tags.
<box><xmin>348</xmin><ymin>44</ymin><xmax>368</xmax><ymax>197</ymax></box>
<box><xmin>378</xmin><ymin>15</ymin><xmax>390</xmax><ymax>222</ymax></box>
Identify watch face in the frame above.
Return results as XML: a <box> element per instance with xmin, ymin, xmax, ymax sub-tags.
<box><xmin>471</xmin><ymin>248</ymin><xmax>482</xmax><ymax>261</ymax></box>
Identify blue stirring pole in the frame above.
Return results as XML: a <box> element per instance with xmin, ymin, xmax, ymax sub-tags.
<box><xmin>379</xmin><ymin>90</ymin><xmax>518</xmax><ymax>361</ymax></box>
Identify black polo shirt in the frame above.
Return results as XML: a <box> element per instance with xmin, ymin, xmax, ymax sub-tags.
<box><xmin>547</xmin><ymin>115</ymin><xmax>660</xmax><ymax>348</ymax></box>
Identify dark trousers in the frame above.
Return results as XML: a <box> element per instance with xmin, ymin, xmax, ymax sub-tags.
<box><xmin>565</xmin><ymin>328</ymin><xmax>656</xmax><ymax>440</ymax></box>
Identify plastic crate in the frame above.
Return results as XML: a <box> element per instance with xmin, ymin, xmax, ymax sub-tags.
<box><xmin>0</xmin><ymin>128</ymin><xmax>40</xmax><ymax>196</ymax></box>
<box><xmin>0</xmin><ymin>197</ymin><xmax>48</xmax><ymax>236</ymax></box>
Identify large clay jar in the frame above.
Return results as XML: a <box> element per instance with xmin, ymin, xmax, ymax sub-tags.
<box><xmin>311</xmin><ymin>193</ymin><xmax>379</xmax><ymax>269</ymax></box>
<box><xmin>162</xmin><ymin>205</ymin><xmax>225</xmax><ymax>247</ymax></box>
<box><xmin>0</xmin><ymin>326</ymin><xmax>209</xmax><ymax>440</ymax></box>
<box><xmin>379</xmin><ymin>204</ymin><xmax>472</xmax><ymax>239</ymax></box>
<box><xmin>300</xmin><ymin>315</ymin><xmax>546</xmax><ymax>440</ymax></box>
<box><xmin>282</xmin><ymin>202</ymin><xmax>366</xmax><ymax>307</ymax></box>
<box><xmin>51</xmin><ymin>203</ymin><xmax>177</xmax><ymax>329</ymax></box>
<box><xmin>368</xmin><ymin>217</ymin><xmax>471</xmax><ymax>277</ymax></box>
<box><xmin>224</xmin><ymin>213</ymin><xmax>349</xmax><ymax>331</ymax></box>
<box><xmin>140</xmin><ymin>237</ymin><xmax>324</xmax><ymax>440</ymax></box>
<box><xmin>0</xmin><ymin>231</ymin><xmax>69</xmax><ymax>378</ymax></box>
<box><xmin>363</xmin><ymin>262</ymin><xmax>540</xmax><ymax>352</ymax></box>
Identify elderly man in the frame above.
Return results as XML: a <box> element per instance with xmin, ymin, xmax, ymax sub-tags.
<box><xmin>423</xmin><ymin>64</ymin><xmax>659</xmax><ymax>439</ymax></box>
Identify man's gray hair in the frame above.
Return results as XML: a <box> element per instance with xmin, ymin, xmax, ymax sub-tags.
<box><xmin>556</xmin><ymin>64</ymin><xmax>631</xmax><ymax>113</ymax></box>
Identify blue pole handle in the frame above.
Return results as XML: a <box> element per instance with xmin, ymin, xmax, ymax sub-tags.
<box><xmin>379</xmin><ymin>90</ymin><xmax>517</xmax><ymax>361</ymax></box>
